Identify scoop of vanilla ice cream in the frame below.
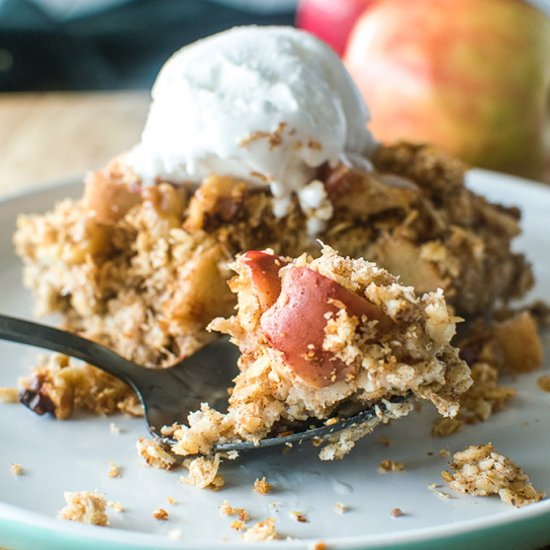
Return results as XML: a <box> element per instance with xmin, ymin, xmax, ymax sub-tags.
<box><xmin>127</xmin><ymin>26</ymin><xmax>376</xmax><ymax>222</ymax></box>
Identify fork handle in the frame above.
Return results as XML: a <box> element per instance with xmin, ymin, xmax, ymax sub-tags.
<box><xmin>0</xmin><ymin>313</ymin><xmax>140</xmax><ymax>389</ymax></box>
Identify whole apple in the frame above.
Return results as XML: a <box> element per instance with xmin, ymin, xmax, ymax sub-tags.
<box><xmin>296</xmin><ymin>0</ymin><xmax>373</xmax><ymax>56</ymax></box>
<box><xmin>344</xmin><ymin>0</ymin><xmax>550</xmax><ymax>179</ymax></box>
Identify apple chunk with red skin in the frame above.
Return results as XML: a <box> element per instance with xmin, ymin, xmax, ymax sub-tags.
<box><xmin>242</xmin><ymin>251</ymin><xmax>384</xmax><ymax>389</ymax></box>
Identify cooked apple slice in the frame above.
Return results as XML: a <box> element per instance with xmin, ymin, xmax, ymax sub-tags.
<box><xmin>241</xmin><ymin>251</ymin><xmax>288</xmax><ymax>311</ymax></box>
<box><xmin>260</xmin><ymin>265</ymin><xmax>384</xmax><ymax>388</ymax></box>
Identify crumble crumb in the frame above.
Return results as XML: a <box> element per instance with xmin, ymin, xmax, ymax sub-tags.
<box><xmin>378</xmin><ymin>435</ymin><xmax>393</xmax><ymax>447</ymax></box>
<box><xmin>167</xmin><ymin>496</ymin><xmax>177</xmax><ymax>505</ymax></box>
<box><xmin>433</xmin><ymin>491</ymin><xmax>452</xmax><ymax>500</ymax></box>
<box><xmin>242</xmin><ymin>518</ymin><xmax>278</xmax><ymax>542</ymax></box>
<box><xmin>109</xmin><ymin>501</ymin><xmax>123</xmax><ymax>513</ymax></box>
<box><xmin>537</xmin><ymin>375</ymin><xmax>550</xmax><ymax>392</ymax></box>
<box><xmin>378</xmin><ymin>460</ymin><xmax>405</xmax><ymax>473</ymax></box>
<box><xmin>439</xmin><ymin>448</ymin><xmax>451</xmax><ymax>458</ymax></box>
<box><xmin>431</xmin><ymin>417</ymin><xmax>463</xmax><ymax>438</ymax></box>
<box><xmin>0</xmin><ymin>387</ymin><xmax>18</xmax><ymax>403</ymax></box>
<box><xmin>390</xmin><ymin>508</ymin><xmax>403</xmax><ymax>517</ymax></box>
<box><xmin>442</xmin><ymin>443</ymin><xmax>545</xmax><ymax>507</ymax></box>
<box><xmin>107</xmin><ymin>462</ymin><xmax>121</xmax><ymax>478</ymax></box>
<box><xmin>181</xmin><ymin>455</ymin><xmax>225</xmax><ymax>490</ymax></box>
<box><xmin>290</xmin><ymin>511</ymin><xmax>308</xmax><ymax>523</ymax></box>
<box><xmin>334</xmin><ymin>502</ymin><xmax>346</xmax><ymax>514</ymax></box>
<box><xmin>231</xmin><ymin>519</ymin><xmax>246</xmax><ymax>531</ymax></box>
<box><xmin>10</xmin><ymin>463</ymin><xmax>22</xmax><ymax>476</ymax></box>
<box><xmin>220</xmin><ymin>500</ymin><xmax>250</xmax><ymax>521</ymax></box>
<box><xmin>136</xmin><ymin>438</ymin><xmax>178</xmax><ymax>470</ymax></box>
<box><xmin>58</xmin><ymin>491</ymin><xmax>109</xmax><ymax>526</ymax></box>
<box><xmin>253</xmin><ymin>476</ymin><xmax>272</xmax><ymax>495</ymax></box>
<box><xmin>310</xmin><ymin>543</ymin><xmax>327</xmax><ymax>550</ymax></box>
<box><xmin>152</xmin><ymin>508</ymin><xmax>169</xmax><ymax>520</ymax></box>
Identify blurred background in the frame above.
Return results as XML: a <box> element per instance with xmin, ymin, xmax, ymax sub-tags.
<box><xmin>0</xmin><ymin>0</ymin><xmax>298</xmax><ymax>91</ymax></box>
<box><xmin>0</xmin><ymin>0</ymin><xmax>549</xmax><ymax>191</ymax></box>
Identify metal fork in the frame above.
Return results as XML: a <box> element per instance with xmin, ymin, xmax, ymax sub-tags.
<box><xmin>0</xmin><ymin>313</ymin><xmax>408</xmax><ymax>453</ymax></box>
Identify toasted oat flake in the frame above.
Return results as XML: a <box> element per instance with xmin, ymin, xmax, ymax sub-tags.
<box><xmin>181</xmin><ymin>455</ymin><xmax>225</xmax><ymax>490</ymax></box>
<box><xmin>253</xmin><ymin>476</ymin><xmax>272</xmax><ymax>495</ymax></box>
<box><xmin>0</xmin><ymin>387</ymin><xmax>18</xmax><ymax>403</ymax></box>
<box><xmin>153</xmin><ymin>508</ymin><xmax>169</xmax><ymax>520</ymax></box>
<box><xmin>390</xmin><ymin>507</ymin><xmax>403</xmax><ymax>517</ymax></box>
<box><xmin>167</xmin><ymin>496</ymin><xmax>177</xmax><ymax>505</ymax></box>
<box><xmin>537</xmin><ymin>375</ymin><xmax>550</xmax><ymax>392</ymax></box>
<box><xmin>10</xmin><ymin>463</ymin><xmax>23</xmax><ymax>476</ymax></box>
<box><xmin>442</xmin><ymin>443</ymin><xmax>545</xmax><ymax>507</ymax></box>
<box><xmin>378</xmin><ymin>460</ymin><xmax>404</xmax><ymax>473</ymax></box>
<box><xmin>242</xmin><ymin>517</ymin><xmax>278</xmax><ymax>542</ymax></box>
<box><xmin>58</xmin><ymin>491</ymin><xmax>109</xmax><ymax>526</ymax></box>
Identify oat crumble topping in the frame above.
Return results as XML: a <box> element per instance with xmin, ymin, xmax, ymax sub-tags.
<box><xmin>378</xmin><ymin>460</ymin><xmax>405</xmax><ymax>473</ymax></box>
<box><xmin>242</xmin><ymin>517</ymin><xmax>278</xmax><ymax>542</ymax></box>
<box><xmin>390</xmin><ymin>508</ymin><xmax>403</xmax><ymax>517</ymax></box>
<box><xmin>0</xmin><ymin>387</ymin><xmax>18</xmax><ymax>403</ymax></box>
<box><xmin>442</xmin><ymin>443</ymin><xmax>545</xmax><ymax>507</ymax></box>
<box><xmin>220</xmin><ymin>500</ymin><xmax>250</xmax><ymax>521</ymax></box>
<box><xmin>10</xmin><ymin>463</ymin><xmax>22</xmax><ymax>476</ymax></box>
<box><xmin>152</xmin><ymin>508</ymin><xmax>169</xmax><ymax>520</ymax></box>
<box><xmin>58</xmin><ymin>491</ymin><xmax>109</xmax><ymax>526</ymax></box>
<box><xmin>253</xmin><ymin>477</ymin><xmax>272</xmax><ymax>495</ymax></box>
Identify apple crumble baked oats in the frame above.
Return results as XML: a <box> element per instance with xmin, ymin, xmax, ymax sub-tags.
<box><xmin>13</xmin><ymin>143</ymin><xmax>533</xmax><ymax>369</ymax></box>
<box><xmin>164</xmin><ymin>246</ymin><xmax>471</xmax><ymax>460</ymax></box>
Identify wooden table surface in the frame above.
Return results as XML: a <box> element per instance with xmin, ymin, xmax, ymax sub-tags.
<box><xmin>0</xmin><ymin>91</ymin><xmax>150</xmax><ymax>198</ymax></box>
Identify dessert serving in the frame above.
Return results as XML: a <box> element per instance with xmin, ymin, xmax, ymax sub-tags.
<box><xmin>14</xmin><ymin>27</ymin><xmax>533</xmax><ymax>370</ymax></box>
<box><xmin>7</xmin><ymin>25</ymin><xmax>547</xmax><ymax>525</ymax></box>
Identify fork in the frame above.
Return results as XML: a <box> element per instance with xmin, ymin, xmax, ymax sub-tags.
<box><xmin>0</xmin><ymin>313</ymin><xmax>408</xmax><ymax>453</ymax></box>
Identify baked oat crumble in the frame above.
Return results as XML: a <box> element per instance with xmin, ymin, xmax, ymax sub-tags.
<box><xmin>310</xmin><ymin>542</ymin><xmax>327</xmax><ymax>550</ymax></box>
<box><xmin>10</xmin><ymin>463</ymin><xmax>22</xmax><ymax>476</ymax></box>
<box><xmin>231</xmin><ymin>519</ymin><xmax>246</xmax><ymax>531</ymax></box>
<box><xmin>220</xmin><ymin>500</ymin><xmax>250</xmax><ymax>522</ymax></box>
<box><xmin>253</xmin><ymin>477</ymin><xmax>272</xmax><ymax>495</ymax></box>
<box><xmin>378</xmin><ymin>460</ymin><xmax>405</xmax><ymax>473</ymax></box>
<box><xmin>0</xmin><ymin>387</ymin><xmax>18</xmax><ymax>403</ymax></box>
<box><xmin>290</xmin><ymin>511</ymin><xmax>308</xmax><ymax>523</ymax></box>
<box><xmin>152</xmin><ymin>508</ymin><xmax>169</xmax><ymax>520</ymax></box>
<box><xmin>167</xmin><ymin>496</ymin><xmax>177</xmax><ymax>505</ymax></box>
<box><xmin>136</xmin><ymin>438</ymin><xmax>178</xmax><ymax>470</ymax></box>
<box><xmin>107</xmin><ymin>461</ymin><xmax>121</xmax><ymax>478</ymax></box>
<box><xmin>242</xmin><ymin>517</ymin><xmax>278</xmax><ymax>542</ymax></box>
<box><xmin>58</xmin><ymin>491</ymin><xmax>109</xmax><ymax>526</ymax></box>
<box><xmin>109</xmin><ymin>500</ymin><xmax>123</xmax><ymax>513</ymax></box>
<box><xmin>390</xmin><ymin>508</ymin><xmax>403</xmax><ymax>518</ymax></box>
<box><xmin>442</xmin><ymin>443</ymin><xmax>545</xmax><ymax>507</ymax></box>
<box><xmin>180</xmin><ymin>455</ymin><xmax>225</xmax><ymax>490</ymax></box>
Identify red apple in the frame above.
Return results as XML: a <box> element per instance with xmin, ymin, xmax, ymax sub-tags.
<box><xmin>241</xmin><ymin>251</ymin><xmax>288</xmax><ymax>311</ymax></box>
<box><xmin>344</xmin><ymin>0</ymin><xmax>550</xmax><ymax>179</ymax></box>
<box><xmin>296</xmin><ymin>0</ymin><xmax>373</xmax><ymax>56</ymax></box>
<box><xmin>260</xmin><ymin>266</ymin><xmax>384</xmax><ymax>388</ymax></box>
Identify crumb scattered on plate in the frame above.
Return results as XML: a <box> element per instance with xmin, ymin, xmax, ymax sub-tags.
<box><xmin>152</xmin><ymin>508</ymin><xmax>169</xmax><ymax>520</ymax></box>
<box><xmin>253</xmin><ymin>476</ymin><xmax>272</xmax><ymax>495</ymax></box>
<box><xmin>219</xmin><ymin>500</ymin><xmax>250</xmax><ymax>521</ymax></box>
<box><xmin>10</xmin><ymin>463</ymin><xmax>23</xmax><ymax>476</ymax></box>
<box><xmin>181</xmin><ymin>455</ymin><xmax>224</xmax><ymax>490</ymax></box>
<box><xmin>290</xmin><ymin>511</ymin><xmax>308</xmax><ymax>523</ymax></box>
<box><xmin>334</xmin><ymin>502</ymin><xmax>346</xmax><ymax>514</ymax></box>
<box><xmin>136</xmin><ymin>438</ymin><xmax>178</xmax><ymax>471</ymax></box>
<box><xmin>108</xmin><ymin>501</ymin><xmax>123</xmax><ymax>513</ymax></box>
<box><xmin>167</xmin><ymin>496</ymin><xmax>177</xmax><ymax>505</ymax></box>
<box><xmin>0</xmin><ymin>387</ymin><xmax>18</xmax><ymax>403</ymax></box>
<box><xmin>107</xmin><ymin>461</ymin><xmax>121</xmax><ymax>478</ymax></box>
<box><xmin>58</xmin><ymin>491</ymin><xmax>109</xmax><ymax>526</ymax></box>
<box><xmin>442</xmin><ymin>443</ymin><xmax>545</xmax><ymax>507</ymax></box>
<box><xmin>109</xmin><ymin>422</ymin><xmax>121</xmax><ymax>435</ymax></box>
<box><xmin>242</xmin><ymin>518</ymin><xmax>278</xmax><ymax>542</ymax></box>
<box><xmin>378</xmin><ymin>460</ymin><xmax>405</xmax><ymax>473</ymax></box>
<box><xmin>390</xmin><ymin>508</ymin><xmax>403</xmax><ymax>517</ymax></box>
<box><xmin>378</xmin><ymin>436</ymin><xmax>393</xmax><ymax>447</ymax></box>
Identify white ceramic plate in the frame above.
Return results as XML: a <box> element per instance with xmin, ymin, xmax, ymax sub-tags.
<box><xmin>0</xmin><ymin>171</ymin><xmax>549</xmax><ymax>550</ymax></box>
